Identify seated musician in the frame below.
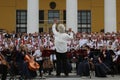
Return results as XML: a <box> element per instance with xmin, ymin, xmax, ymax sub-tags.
<box><xmin>90</xmin><ymin>46</ymin><xmax>110</xmax><ymax>77</ymax></box>
<box><xmin>14</xmin><ymin>45</ymin><xmax>37</xmax><ymax>79</ymax></box>
<box><xmin>99</xmin><ymin>46</ymin><xmax>113</xmax><ymax>75</ymax></box>
<box><xmin>33</xmin><ymin>46</ymin><xmax>43</xmax><ymax>77</ymax></box>
<box><xmin>0</xmin><ymin>53</ymin><xmax>8</xmax><ymax>80</ymax></box>
<box><xmin>49</xmin><ymin>39</ymin><xmax>56</xmax><ymax>70</ymax></box>
<box><xmin>42</xmin><ymin>47</ymin><xmax>54</xmax><ymax>76</ymax></box>
<box><xmin>113</xmin><ymin>46</ymin><xmax>120</xmax><ymax>74</ymax></box>
<box><xmin>77</xmin><ymin>45</ymin><xmax>90</xmax><ymax>77</ymax></box>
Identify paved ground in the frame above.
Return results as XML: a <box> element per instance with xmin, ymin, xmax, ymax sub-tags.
<box><xmin>5</xmin><ymin>63</ymin><xmax>120</xmax><ymax>80</ymax></box>
<box><xmin>45</xmin><ymin>75</ymin><xmax>120</xmax><ymax>80</ymax></box>
<box><xmin>6</xmin><ymin>71</ymin><xmax>120</xmax><ymax>80</ymax></box>
<box><xmin>43</xmin><ymin>72</ymin><xmax>120</xmax><ymax>80</ymax></box>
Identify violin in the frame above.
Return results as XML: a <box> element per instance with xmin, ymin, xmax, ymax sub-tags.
<box><xmin>24</xmin><ymin>54</ymin><xmax>40</xmax><ymax>71</ymax></box>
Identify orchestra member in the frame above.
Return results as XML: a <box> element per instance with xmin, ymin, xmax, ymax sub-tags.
<box><xmin>77</xmin><ymin>45</ymin><xmax>90</xmax><ymax>77</ymax></box>
<box><xmin>15</xmin><ymin>45</ymin><xmax>36</xmax><ymax>79</ymax></box>
<box><xmin>52</xmin><ymin>19</ymin><xmax>73</xmax><ymax>77</ymax></box>
<box><xmin>0</xmin><ymin>53</ymin><xmax>8</xmax><ymax>80</ymax></box>
<box><xmin>113</xmin><ymin>46</ymin><xmax>120</xmax><ymax>74</ymax></box>
<box><xmin>90</xmin><ymin>46</ymin><xmax>110</xmax><ymax>77</ymax></box>
<box><xmin>33</xmin><ymin>46</ymin><xmax>43</xmax><ymax>77</ymax></box>
<box><xmin>49</xmin><ymin>38</ymin><xmax>56</xmax><ymax>70</ymax></box>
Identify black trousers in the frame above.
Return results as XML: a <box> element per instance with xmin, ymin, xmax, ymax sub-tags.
<box><xmin>0</xmin><ymin>64</ymin><xmax>8</xmax><ymax>80</ymax></box>
<box><xmin>36</xmin><ymin>60</ymin><xmax>43</xmax><ymax>76</ymax></box>
<box><xmin>56</xmin><ymin>52</ymin><xmax>68</xmax><ymax>75</ymax></box>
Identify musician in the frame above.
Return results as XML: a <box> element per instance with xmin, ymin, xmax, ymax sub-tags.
<box><xmin>90</xmin><ymin>46</ymin><xmax>109</xmax><ymax>77</ymax></box>
<box><xmin>52</xmin><ymin>19</ymin><xmax>73</xmax><ymax>77</ymax></box>
<box><xmin>33</xmin><ymin>46</ymin><xmax>43</xmax><ymax>77</ymax></box>
<box><xmin>113</xmin><ymin>46</ymin><xmax>120</xmax><ymax>74</ymax></box>
<box><xmin>79</xmin><ymin>34</ymin><xmax>88</xmax><ymax>48</ymax></box>
<box><xmin>77</xmin><ymin>45</ymin><xmax>90</xmax><ymax>76</ymax></box>
<box><xmin>100</xmin><ymin>46</ymin><xmax>112</xmax><ymax>64</ymax></box>
<box><xmin>0</xmin><ymin>53</ymin><xmax>8</xmax><ymax>80</ymax></box>
<box><xmin>15</xmin><ymin>45</ymin><xmax>37</xmax><ymax>79</ymax></box>
<box><xmin>49</xmin><ymin>38</ymin><xmax>56</xmax><ymax>70</ymax></box>
<box><xmin>99</xmin><ymin>46</ymin><xmax>113</xmax><ymax>75</ymax></box>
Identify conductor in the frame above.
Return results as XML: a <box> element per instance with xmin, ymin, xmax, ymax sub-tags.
<box><xmin>52</xmin><ymin>19</ymin><xmax>73</xmax><ymax>76</ymax></box>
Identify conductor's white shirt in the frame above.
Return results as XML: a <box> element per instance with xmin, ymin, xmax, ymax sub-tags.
<box><xmin>52</xmin><ymin>24</ymin><xmax>73</xmax><ymax>53</ymax></box>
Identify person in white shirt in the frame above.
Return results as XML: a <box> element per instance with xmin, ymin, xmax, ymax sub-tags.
<box><xmin>113</xmin><ymin>46</ymin><xmax>120</xmax><ymax>62</ymax></box>
<box><xmin>79</xmin><ymin>35</ymin><xmax>88</xmax><ymax>48</ymax></box>
<box><xmin>52</xmin><ymin>19</ymin><xmax>73</xmax><ymax>76</ymax></box>
<box><xmin>33</xmin><ymin>46</ymin><xmax>43</xmax><ymax>77</ymax></box>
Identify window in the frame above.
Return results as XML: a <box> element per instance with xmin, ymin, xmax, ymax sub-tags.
<box><xmin>78</xmin><ymin>10</ymin><xmax>91</xmax><ymax>33</ymax></box>
<box><xmin>63</xmin><ymin>10</ymin><xmax>66</xmax><ymax>23</ymax></box>
<box><xmin>16</xmin><ymin>10</ymin><xmax>27</xmax><ymax>33</ymax></box>
<box><xmin>39</xmin><ymin>10</ymin><xmax>44</xmax><ymax>23</ymax></box>
<box><xmin>48</xmin><ymin>10</ymin><xmax>60</xmax><ymax>23</ymax></box>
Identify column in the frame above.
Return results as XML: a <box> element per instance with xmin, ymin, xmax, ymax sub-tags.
<box><xmin>66</xmin><ymin>0</ymin><xmax>78</xmax><ymax>33</ymax></box>
<box><xmin>27</xmin><ymin>0</ymin><xmax>39</xmax><ymax>33</ymax></box>
<box><xmin>104</xmin><ymin>0</ymin><xmax>116</xmax><ymax>33</ymax></box>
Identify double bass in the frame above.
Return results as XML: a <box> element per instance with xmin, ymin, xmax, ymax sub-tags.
<box><xmin>24</xmin><ymin>53</ymin><xmax>40</xmax><ymax>71</ymax></box>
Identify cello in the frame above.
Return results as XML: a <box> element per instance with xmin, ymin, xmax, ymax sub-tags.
<box><xmin>0</xmin><ymin>53</ymin><xmax>10</xmax><ymax>68</ymax></box>
<box><xmin>24</xmin><ymin>53</ymin><xmax>40</xmax><ymax>71</ymax></box>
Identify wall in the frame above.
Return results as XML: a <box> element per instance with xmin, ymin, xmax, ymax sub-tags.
<box><xmin>117</xmin><ymin>0</ymin><xmax>120</xmax><ymax>31</ymax></box>
<box><xmin>91</xmin><ymin>0</ymin><xmax>104</xmax><ymax>32</ymax></box>
<box><xmin>0</xmin><ymin>0</ymin><xmax>16</xmax><ymax>32</ymax></box>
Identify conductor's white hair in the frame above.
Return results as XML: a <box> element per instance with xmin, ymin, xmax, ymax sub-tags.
<box><xmin>57</xmin><ymin>24</ymin><xmax>65</xmax><ymax>33</ymax></box>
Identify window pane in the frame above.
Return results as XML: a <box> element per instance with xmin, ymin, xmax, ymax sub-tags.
<box><xmin>48</xmin><ymin>10</ymin><xmax>59</xmax><ymax>23</ymax></box>
<box><xmin>63</xmin><ymin>10</ymin><xmax>66</xmax><ymax>23</ymax></box>
<box><xmin>21</xmin><ymin>16</ymin><xmax>26</xmax><ymax>20</ymax></box>
<box><xmin>21</xmin><ymin>12</ymin><xmax>26</xmax><ymax>16</ymax></box>
<box><xmin>20</xmin><ymin>24</ymin><xmax>26</xmax><ymax>27</ymax></box>
<box><xmin>21</xmin><ymin>28</ymin><xmax>26</xmax><ymax>32</ymax></box>
<box><xmin>88</xmin><ymin>24</ymin><xmax>91</xmax><ymax>27</ymax></box>
<box><xmin>82</xmin><ymin>19</ymin><xmax>87</xmax><ymax>23</ymax></box>
<box><xmin>82</xmin><ymin>28</ymin><xmax>87</xmax><ymax>32</ymax></box>
<box><xmin>82</xmin><ymin>12</ymin><xmax>86</xmax><ymax>15</ymax></box>
<box><xmin>82</xmin><ymin>24</ymin><xmax>87</xmax><ymax>28</ymax></box>
<box><xmin>82</xmin><ymin>15</ymin><xmax>87</xmax><ymax>19</ymax></box>
<box><xmin>88</xmin><ymin>12</ymin><xmax>91</xmax><ymax>16</ymax></box>
<box><xmin>54</xmin><ymin>13</ymin><xmax>59</xmax><ymax>17</ymax></box>
<box><xmin>17</xmin><ymin>16</ymin><xmax>20</xmax><ymax>19</ymax></box>
<box><xmin>88</xmin><ymin>19</ymin><xmax>91</xmax><ymax>23</ymax></box>
<box><xmin>48</xmin><ymin>13</ymin><xmax>53</xmax><ymax>17</ymax></box>
<box><xmin>21</xmin><ymin>20</ymin><xmax>26</xmax><ymax>23</ymax></box>
<box><xmin>78</xmin><ymin>25</ymin><xmax>81</xmax><ymax>27</ymax></box>
<box><xmin>88</xmin><ymin>16</ymin><xmax>91</xmax><ymax>19</ymax></box>
<box><xmin>39</xmin><ymin>10</ymin><xmax>44</xmax><ymax>23</ymax></box>
<box><xmin>88</xmin><ymin>29</ymin><xmax>91</xmax><ymax>33</ymax></box>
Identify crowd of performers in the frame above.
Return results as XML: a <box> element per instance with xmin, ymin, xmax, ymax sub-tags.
<box><xmin>0</xmin><ymin>31</ymin><xmax>120</xmax><ymax>79</ymax></box>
